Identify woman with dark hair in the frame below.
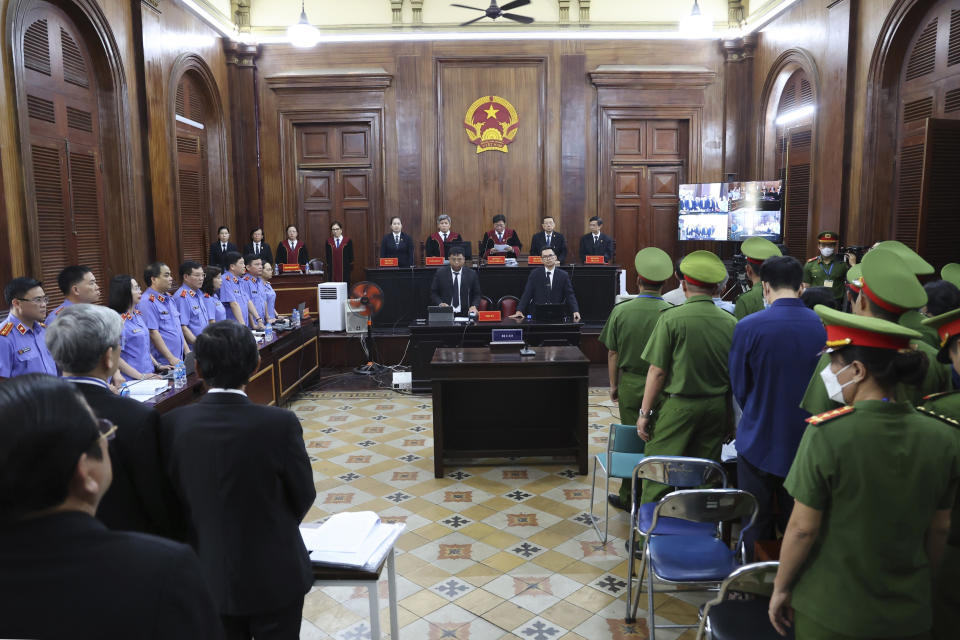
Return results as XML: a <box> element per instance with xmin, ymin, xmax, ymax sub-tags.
<box><xmin>200</xmin><ymin>265</ymin><xmax>226</xmax><ymax>322</ymax></box>
<box><xmin>209</xmin><ymin>226</ymin><xmax>238</xmax><ymax>269</ymax></box>
<box><xmin>242</xmin><ymin>227</ymin><xmax>273</xmax><ymax>266</ymax></box>
<box><xmin>379</xmin><ymin>216</ymin><xmax>415</xmax><ymax>267</ymax></box>
<box><xmin>325</xmin><ymin>221</ymin><xmax>354</xmax><ymax>284</ymax></box>
<box><xmin>275</xmin><ymin>224</ymin><xmax>308</xmax><ymax>266</ymax></box>
<box><xmin>924</xmin><ymin>280</ymin><xmax>960</xmax><ymax>318</ymax></box>
<box><xmin>107</xmin><ymin>275</ymin><xmax>163</xmax><ymax>380</ymax></box>
<box><xmin>769</xmin><ymin>305</ymin><xmax>960</xmax><ymax>640</ymax></box>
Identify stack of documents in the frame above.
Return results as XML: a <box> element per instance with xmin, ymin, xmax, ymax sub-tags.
<box><xmin>301</xmin><ymin>511</ymin><xmax>404</xmax><ymax>571</ymax></box>
<box><xmin>122</xmin><ymin>379</ymin><xmax>170</xmax><ymax>403</ymax></box>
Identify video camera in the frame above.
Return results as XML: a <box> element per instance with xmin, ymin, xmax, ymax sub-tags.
<box><xmin>842</xmin><ymin>245</ymin><xmax>867</xmax><ymax>264</ymax></box>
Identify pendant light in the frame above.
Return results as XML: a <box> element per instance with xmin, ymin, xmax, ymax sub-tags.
<box><xmin>287</xmin><ymin>0</ymin><xmax>321</xmax><ymax>48</ymax></box>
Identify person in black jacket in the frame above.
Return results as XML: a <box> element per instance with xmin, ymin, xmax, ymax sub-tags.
<box><xmin>0</xmin><ymin>374</ymin><xmax>221</xmax><ymax>640</ymax></box>
<box><xmin>45</xmin><ymin>303</ymin><xmax>181</xmax><ymax>538</ymax></box>
<box><xmin>430</xmin><ymin>246</ymin><xmax>482</xmax><ymax>314</ymax></box>
<box><xmin>161</xmin><ymin>321</ymin><xmax>316</xmax><ymax>639</ymax></box>
<box><xmin>529</xmin><ymin>215</ymin><xmax>568</xmax><ymax>263</ymax></box>
<box><xmin>578</xmin><ymin>216</ymin><xmax>615</xmax><ymax>263</ymax></box>
<box><xmin>242</xmin><ymin>227</ymin><xmax>273</xmax><ymax>267</ymax></box>
<box><xmin>511</xmin><ymin>247</ymin><xmax>581</xmax><ymax>322</ymax></box>
<box><xmin>210</xmin><ymin>226</ymin><xmax>239</xmax><ymax>269</ymax></box>
<box><xmin>380</xmin><ymin>216</ymin><xmax>415</xmax><ymax>267</ymax></box>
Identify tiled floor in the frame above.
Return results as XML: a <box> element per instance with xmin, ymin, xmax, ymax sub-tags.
<box><xmin>294</xmin><ymin>388</ymin><xmax>706</xmax><ymax>639</ymax></box>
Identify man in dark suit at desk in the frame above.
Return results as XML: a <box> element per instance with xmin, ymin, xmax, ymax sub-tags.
<box><xmin>578</xmin><ymin>216</ymin><xmax>615</xmax><ymax>264</ymax></box>
<box><xmin>511</xmin><ymin>248</ymin><xmax>581</xmax><ymax>323</ymax></box>
<box><xmin>210</xmin><ymin>226</ymin><xmax>239</xmax><ymax>269</ymax></box>
<box><xmin>529</xmin><ymin>215</ymin><xmax>568</xmax><ymax>263</ymax></box>
<box><xmin>430</xmin><ymin>246</ymin><xmax>482</xmax><ymax>315</ymax></box>
<box><xmin>0</xmin><ymin>374</ymin><xmax>220</xmax><ymax>640</ymax></box>
<box><xmin>161</xmin><ymin>321</ymin><xmax>315</xmax><ymax>640</ymax></box>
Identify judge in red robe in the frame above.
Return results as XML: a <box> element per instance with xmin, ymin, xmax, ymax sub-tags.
<box><xmin>425</xmin><ymin>214</ymin><xmax>463</xmax><ymax>259</ymax></box>
<box><xmin>480</xmin><ymin>214</ymin><xmax>521</xmax><ymax>259</ymax></box>
<box><xmin>276</xmin><ymin>224</ymin><xmax>309</xmax><ymax>266</ymax></box>
<box><xmin>324</xmin><ymin>221</ymin><xmax>354</xmax><ymax>284</ymax></box>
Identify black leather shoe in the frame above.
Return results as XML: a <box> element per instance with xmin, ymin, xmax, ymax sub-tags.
<box><xmin>607</xmin><ymin>493</ymin><xmax>628</xmax><ymax>511</ymax></box>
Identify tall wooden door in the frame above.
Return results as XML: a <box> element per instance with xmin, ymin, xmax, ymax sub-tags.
<box><xmin>602</xmin><ymin>118</ymin><xmax>685</xmax><ymax>290</ymax></box>
<box><xmin>299</xmin><ymin>167</ymin><xmax>373</xmax><ymax>281</ymax></box>
<box><xmin>295</xmin><ymin>122</ymin><xmax>377</xmax><ymax>276</ymax></box>
<box><xmin>174</xmin><ymin>73</ymin><xmax>210</xmax><ymax>265</ymax></box>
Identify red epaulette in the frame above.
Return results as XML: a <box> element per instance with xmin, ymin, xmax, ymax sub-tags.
<box><xmin>243</xmin><ymin>275</ymin><xmax>250</xmax><ymax>281</ymax></box>
<box><xmin>16</xmin><ymin>323</ymin><xmax>27</xmax><ymax>335</ymax></box>
<box><xmin>180</xmin><ymin>290</ymin><xmax>188</xmax><ymax>298</ymax></box>
<box><xmin>189</xmin><ymin>289</ymin><xmax>196</xmax><ymax>297</ymax></box>
<box><xmin>922</xmin><ymin>390</ymin><xmax>960</xmax><ymax>401</ymax></box>
<box><xmin>135</xmin><ymin>309</ymin><xmax>142</xmax><ymax>315</ymax></box>
<box><xmin>0</xmin><ymin>322</ymin><xmax>12</xmax><ymax>337</ymax></box>
<box><xmin>158</xmin><ymin>295</ymin><xmax>166</xmax><ymax>302</ymax></box>
<box><xmin>806</xmin><ymin>256</ymin><xmax>818</xmax><ymax>263</ymax></box>
<box><xmin>203</xmin><ymin>293</ymin><xmax>211</xmax><ymax>298</ymax></box>
<box><xmin>806</xmin><ymin>405</ymin><xmax>854</xmax><ymax>425</ymax></box>
<box><xmin>55</xmin><ymin>305</ymin><xmax>65</xmax><ymax>315</ymax></box>
<box><xmin>121</xmin><ymin>312</ymin><xmax>131</xmax><ymax>320</ymax></box>
<box><xmin>149</xmin><ymin>295</ymin><xmax>156</xmax><ymax>302</ymax></box>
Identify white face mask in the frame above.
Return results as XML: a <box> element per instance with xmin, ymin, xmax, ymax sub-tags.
<box><xmin>820</xmin><ymin>362</ymin><xmax>855</xmax><ymax>404</ymax></box>
<box><xmin>820</xmin><ymin>246</ymin><xmax>835</xmax><ymax>258</ymax></box>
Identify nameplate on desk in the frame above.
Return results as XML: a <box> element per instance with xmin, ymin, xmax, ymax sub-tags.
<box><xmin>527</xmin><ymin>256</ymin><xmax>543</xmax><ymax>265</ymax></box>
<box><xmin>279</xmin><ymin>263</ymin><xmax>303</xmax><ymax>274</ymax></box>
<box><xmin>486</xmin><ymin>256</ymin><xmax>506</xmax><ymax>265</ymax></box>
<box><xmin>478</xmin><ymin>311</ymin><xmax>501</xmax><ymax>322</ymax></box>
<box><xmin>379</xmin><ymin>258</ymin><xmax>399</xmax><ymax>267</ymax></box>
<box><xmin>585</xmin><ymin>256</ymin><xmax>606</xmax><ymax>265</ymax></box>
<box><xmin>425</xmin><ymin>257</ymin><xmax>444</xmax><ymax>266</ymax></box>
<box><xmin>491</xmin><ymin>328</ymin><xmax>523</xmax><ymax>344</ymax></box>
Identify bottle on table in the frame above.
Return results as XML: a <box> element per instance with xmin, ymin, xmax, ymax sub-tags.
<box><xmin>173</xmin><ymin>360</ymin><xmax>186</xmax><ymax>388</ymax></box>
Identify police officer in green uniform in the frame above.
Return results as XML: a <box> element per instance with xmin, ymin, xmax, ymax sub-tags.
<box><xmin>636</xmin><ymin>250</ymin><xmax>737</xmax><ymax>505</ymax></box>
<box><xmin>802</xmin><ymin>231</ymin><xmax>849</xmax><ymax>303</ymax></box>
<box><xmin>918</xmin><ymin>307</ymin><xmax>960</xmax><ymax>640</ymax></box>
<box><xmin>770</xmin><ymin>305</ymin><xmax>959</xmax><ymax>640</ymax></box>
<box><xmin>734</xmin><ymin>236</ymin><xmax>782</xmax><ymax>320</ymax></box>
<box><xmin>871</xmin><ymin>240</ymin><xmax>939</xmax><ymax>349</ymax></box>
<box><xmin>598</xmin><ymin>247</ymin><xmax>674</xmax><ymax>509</ymax></box>
<box><xmin>800</xmin><ymin>248</ymin><xmax>952</xmax><ymax>415</ymax></box>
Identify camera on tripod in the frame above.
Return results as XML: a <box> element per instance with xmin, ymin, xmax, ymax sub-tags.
<box><xmin>730</xmin><ymin>253</ymin><xmax>748</xmax><ymax>283</ymax></box>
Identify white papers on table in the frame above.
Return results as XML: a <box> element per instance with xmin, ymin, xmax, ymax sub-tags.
<box><xmin>301</xmin><ymin>511</ymin><xmax>405</xmax><ymax>571</ymax></box>
<box><xmin>123</xmin><ymin>379</ymin><xmax>170</xmax><ymax>402</ymax></box>
<box><xmin>493</xmin><ymin>243</ymin><xmax>511</xmax><ymax>252</ymax></box>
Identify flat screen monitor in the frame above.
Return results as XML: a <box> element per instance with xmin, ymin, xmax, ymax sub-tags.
<box><xmin>677</xmin><ymin>180</ymin><xmax>783</xmax><ymax>243</ymax></box>
<box><xmin>448</xmin><ymin>241</ymin><xmax>472</xmax><ymax>260</ymax></box>
<box><xmin>534</xmin><ymin>303</ymin><xmax>566</xmax><ymax>323</ymax></box>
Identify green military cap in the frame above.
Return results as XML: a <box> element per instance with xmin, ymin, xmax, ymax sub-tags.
<box><xmin>859</xmin><ymin>248</ymin><xmax>927</xmax><ymax>312</ymax></box>
<box><xmin>815</xmin><ymin>304</ymin><xmax>922</xmax><ymax>353</ymax></box>
<box><xmin>872</xmin><ymin>240</ymin><xmax>934</xmax><ymax>275</ymax></box>
<box><xmin>846</xmin><ymin>264</ymin><xmax>862</xmax><ymax>286</ymax></box>
<box><xmin>941</xmin><ymin>263</ymin><xmax>960</xmax><ymax>288</ymax></box>
<box><xmin>817</xmin><ymin>231</ymin><xmax>840</xmax><ymax>243</ymax></box>
<box><xmin>634</xmin><ymin>247</ymin><xmax>674</xmax><ymax>283</ymax></box>
<box><xmin>679</xmin><ymin>250</ymin><xmax>727</xmax><ymax>285</ymax></box>
<box><xmin>741</xmin><ymin>237</ymin><xmax>782</xmax><ymax>264</ymax></box>
<box><xmin>922</xmin><ymin>307</ymin><xmax>960</xmax><ymax>363</ymax></box>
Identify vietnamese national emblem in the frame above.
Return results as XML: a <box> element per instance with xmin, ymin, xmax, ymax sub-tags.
<box><xmin>463</xmin><ymin>95</ymin><xmax>519</xmax><ymax>153</ymax></box>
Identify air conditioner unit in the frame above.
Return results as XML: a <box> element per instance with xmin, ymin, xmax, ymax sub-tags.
<box><xmin>344</xmin><ymin>302</ymin><xmax>367</xmax><ymax>334</ymax></box>
<box><xmin>317</xmin><ymin>282</ymin><xmax>346</xmax><ymax>331</ymax></box>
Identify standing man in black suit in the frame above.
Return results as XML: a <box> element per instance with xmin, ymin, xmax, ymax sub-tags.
<box><xmin>210</xmin><ymin>226</ymin><xmax>239</xmax><ymax>270</ymax></box>
<box><xmin>161</xmin><ymin>321</ymin><xmax>316</xmax><ymax>639</ymax></box>
<box><xmin>242</xmin><ymin>227</ymin><xmax>274</xmax><ymax>267</ymax></box>
<box><xmin>578</xmin><ymin>216</ymin><xmax>615</xmax><ymax>264</ymax></box>
<box><xmin>529</xmin><ymin>215</ymin><xmax>568</xmax><ymax>263</ymax></box>
<box><xmin>430</xmin><ymin>246</ymin><xmax>482</xmax><ymax>315</ymax></box>
<box><xmin>45</xmin><ymin>303</ymin><xmax>181</xmax><ymax>538</ymax></box>
<box><xmin>511</xmin><ymin>248</ymin><xmax>581</xmax><ymax>322</ymax></box>
<box><xmin>380</xmin><ymin>216</ymin><xmax>415</xmax><ymax>267</ymax></box>
<box><xmin>0</xmin><ymin>374</ymin><xmax>221</xmax><ymax>640</ymax></box>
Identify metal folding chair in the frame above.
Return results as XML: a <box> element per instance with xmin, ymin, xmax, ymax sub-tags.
<box><xmin>625</xmin><ymin>456</ymin><xmax>728</xmax><ymax>623</ymax></box>
<box><xmin>588</xmin><ymin>423</ymin><xmax>645</xmax><ymax>543</ymax></box>
<box><xmin>694</xmin><ymin>561</ymin><xmax>789</xmax><ymax>640</ymax></box>
<box><xmin>632</xmin><ymin>488</ymin><xmax>758</xmax><ymax>640</ymax></box>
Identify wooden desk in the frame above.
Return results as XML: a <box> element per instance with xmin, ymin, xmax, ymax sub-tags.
<box><xmin>148</xmin><ymin>318</ymin><xmax>319</xmax><ymax>413</ymax></box>
<box><xmin>430</xmin><ymin>346</ymin><xmax>589</xmax><ymax>478</ymax></box>
<box><xmin>365</xmin><ymin>264</ymin><xmax>618</xmax><ymax>328</ymax></box>
<box><xmin>270</xmin><ymin>273</ymin><xmax>324</xmax><ymax>316</ymax></box>
<box><xmin>409</xmin><ymin>318</ymin><xmax>581</xmax><ymax>393</ymax></box>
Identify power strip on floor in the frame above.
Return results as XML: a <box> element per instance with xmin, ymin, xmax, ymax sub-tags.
<box><xmin>392</xmin><ymin>372</ymin><xmax>412</xmax><ymax>391</ymax></box>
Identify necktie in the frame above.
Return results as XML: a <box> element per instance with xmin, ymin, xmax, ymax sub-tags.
<box><xmin>221</xmin><ymin>243</ymin><xmax>226</xmax><ymax>252</ymax></box>
<box><xmin>452</xmin><ymin>272</ymin><xmax>460</xmax><ymax>309</ymax></box>
<box><xmin>594</xmin><ymin>235</ymin><xmax>599</xmax><ymax>246</ymax></box>
<box><xmin>395</xmin><ymin>235</ymin><xmax>400</xmax><ymax>247</ymax></box>
<box><xmin>546</xmin><ymin>234</ymin><xmax>551</xmax><ymax>246</ymax></box>
<box><xmin>255</xmin><ymin>243</ymin><xmax>260</xmax><ymax>255</ymax></box>
<box><xmin>546</xmin><ymin>271</ymin><xmax>552</xmax><ymax>291</ymax></box>
<box><xmin>290</xmin><ymin>241</ymin><xmax>295</xmax><ymax>251</ymax></box>
<box><xmin>442</xmin><ymin>233</ymin><xmax>447</xmax><ymax>243</ymax></box>
<box><xmin>336</xmin><ymin>238</ymin><xmax>340</xmax><ymax>248</ymax></box>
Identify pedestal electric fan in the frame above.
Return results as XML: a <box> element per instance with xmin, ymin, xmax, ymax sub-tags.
<box><xmin>346</xmin><ymin>281</ymin><xmax>385</xmax><ymax>374</ymax></box>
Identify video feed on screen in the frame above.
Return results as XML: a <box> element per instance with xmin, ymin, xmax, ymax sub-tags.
<box><xmin>678</xmin><ymin>180</ymin><xmax>783</xmax><ymax>242</ymax></box>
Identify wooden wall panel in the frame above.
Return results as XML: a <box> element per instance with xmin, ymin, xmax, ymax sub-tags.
<box><xmin>437</xmin><ymin>58</ymin><xmax>545</xmax><ymax>253</ymax></box>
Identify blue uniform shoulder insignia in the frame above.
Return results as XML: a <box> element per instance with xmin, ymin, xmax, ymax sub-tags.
<box><xmin>180</xmin><ymin>290</ymin><xmax>188</xmax><ymax>298</ymax></box>
<box><xmin>806</xmin><ymin>405</ymin><xmax>854</xmax><ymax>425</ymax></box>
<box><xmin>0</xmin><ymin>322</ymin><xmax>12</xmax><ymax>337</ymax></box>
<box><xmin>38</xmin><ymin>322</ymin><xmax>46</xmax><ymax>329</ymax></box>
<box><xmin>15</xmin><ymin>323</ymin><xmax>27</xmax><ymax>335</ymax></box>
<box><xmin>203</xmin><ymin>293</ymin><xmax>211</xmax><ymax>298</ymax></box>
<box><xmin>149</xmin><ymin>294</ymin><xmax>155</xmax><ymax>302</ymax></box>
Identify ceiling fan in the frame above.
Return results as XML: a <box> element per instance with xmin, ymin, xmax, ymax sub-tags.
<box><xmin>451</xmin><ymin>0</ymin><xmax>534</xmax><ymax>26</ymax></box>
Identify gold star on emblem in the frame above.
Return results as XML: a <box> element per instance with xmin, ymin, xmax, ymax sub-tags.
<box><xmin>484</xmin><ymin>105</ymin><xmax>499</xmax><ymax>119</ymax></box>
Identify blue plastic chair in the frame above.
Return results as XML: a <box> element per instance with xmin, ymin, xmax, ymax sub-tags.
<box><xmin>633</xmin><ymin>489</ymin><xmax>758</xmax><ymax>640</ymax></box>
<box><xmin>588</xmin><ymin>423</ymin><xmax>645</xmax><ymax>543</ymax></box>
<box><xmin>625</xmin><ymin>456</ymin><xmax>728</xmax><ymax>623</ymax></box>
<box><xmin>695</xmin><ymin>561</ymin><xmax>791</xmax><ymax>640</ymax></box>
